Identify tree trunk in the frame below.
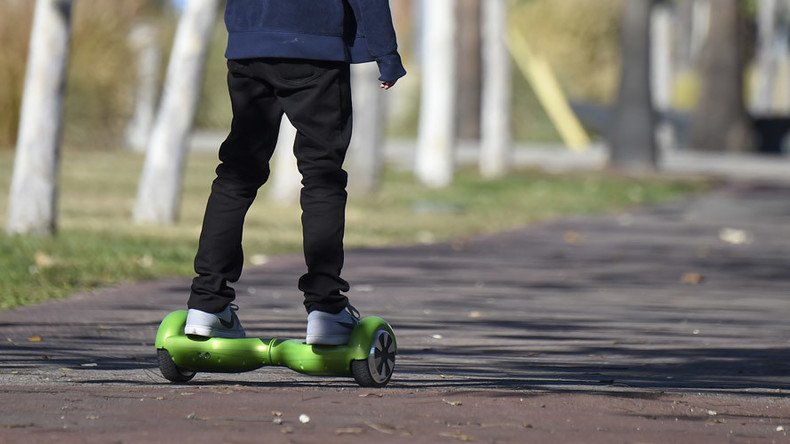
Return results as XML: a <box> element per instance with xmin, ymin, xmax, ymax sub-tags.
<box><xmin>609</xmin><ymin>0</ymin><xmax>658</xmax><ymax>171</ymax></box>
<box><xmin>125</xmin><ymin>22</ymin><xmax>161</xmax><ymax>153</ymax></box>
<box><xmin>347</xmin><ymin>63</ymin><xmax>386</xmax><ymax>194</ymax></box>
<box><xmin>133</xmin><ymin>0</ymin><xmax>219</xmax><ymax>224</ymax></box>
<box><xmin>753</xmin><ymin>0</ymin><xmax>781</xmax><ymax>114</ymax></box>
<box><xmin>456</xmin><ymin>0</ymin><xmax>482</xmax><ymax>141</ymax></box>
<box><xmin>416</xmin><ymin>0</ymin><xmax>458</xmax><ymax>188</ymax></box>
<box><xmin>689</xmin><ymin>0</ymin><xmax>756</xmax><ymax>152</ymax></box>
<box><xmin>6</xmin><ymin>0</ymin><xmax>73</xmax><ymax>236</ymax></box>
<box><xmin>269</xmin><ymin>117</ymin><xmax>300</xmax><ymax>204</ymax></box>
<box><xmin>479</xmin><ymin>0</ymin><xmax>511</xmax><ymax>179</ymax></box>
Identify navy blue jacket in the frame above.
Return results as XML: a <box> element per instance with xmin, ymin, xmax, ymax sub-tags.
<box><xmin>224</xmin><ymin>0</ymin><xmax>407</xmax><ymax>82</ymax></box>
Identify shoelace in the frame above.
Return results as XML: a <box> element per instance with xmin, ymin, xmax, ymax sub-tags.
<box><xmin>346</xmin><ymin>303</ymin><xmax>361</xmax><ymax>321</ymax></box>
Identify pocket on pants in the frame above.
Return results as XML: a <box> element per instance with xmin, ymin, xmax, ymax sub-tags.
<box><xmin>272</xmin><ymin>59</ymin><xmax>322</xmax><ymax>84</ymax></box>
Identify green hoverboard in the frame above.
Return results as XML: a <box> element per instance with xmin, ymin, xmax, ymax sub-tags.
<box><xmin>155</xmin><ymin>310</ymin><xmax>397</xmax><ymax>387</ymax></box>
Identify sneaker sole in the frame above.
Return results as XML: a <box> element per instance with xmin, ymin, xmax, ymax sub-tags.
<box><xmin>184</xmin><ymin>324</ymin><xmax>246</xmax><ymax>339</ymax></box>
<box><xmin>305</xmin><ymin>335</ymin><xmax>350</xmax><ymax>346</ymax></box>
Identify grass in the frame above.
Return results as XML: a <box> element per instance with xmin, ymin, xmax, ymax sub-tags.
<box><xmin>0</xmin><ymin>149</ymin><xmax>708</xmax><ymax>310</ymax></box>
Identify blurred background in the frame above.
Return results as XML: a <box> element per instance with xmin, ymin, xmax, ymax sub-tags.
<box><xmin>0</xmin><ymin>0</ymin><xmax>787</xmax><ymax>308</ymax></box>
<box><xmin>1</xmin><ymin>0</ymin><xmax>789</xmax><ymax>154</ymax></box>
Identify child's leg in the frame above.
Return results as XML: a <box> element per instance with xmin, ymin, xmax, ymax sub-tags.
<box><xmin>267</xmin><ymin>60</ymin><xmax>354</xmax><ymax>314</ymax></box>
<box><xmin>188</xmin><ymin>60</ymin><xmax>284</xmax><ymax>313</ymax></box>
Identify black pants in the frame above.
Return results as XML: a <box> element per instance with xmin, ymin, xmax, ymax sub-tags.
<box><xmin>188</xmin><ymin>58</ymin><xmax>352</xmax><ymax>314</ymax></box>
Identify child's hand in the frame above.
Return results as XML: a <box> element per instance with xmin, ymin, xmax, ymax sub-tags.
<box><xmin>380</xmin><ymin>80</ymin><xmax>397</xmax><ymax>90</ymax></box>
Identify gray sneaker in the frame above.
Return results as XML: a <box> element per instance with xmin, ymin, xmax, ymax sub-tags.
<box><xmin>305</xmin><ymin>304</ymin><xmax>360</xmax><ymax>345</ymax></box>
<box><xmin>184</xmin><ymin>303</ymin><xmax>245</xmax><ymax>339</ymax></box>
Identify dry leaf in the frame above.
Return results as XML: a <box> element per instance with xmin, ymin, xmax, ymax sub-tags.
<box><xmin>442</xmin><ymin>399</ymin><xmax>462</xmax><ymax>406</ymax></box>
<box><xmin>366</xmin><ymin>422</ymin><xmax>397</xmax><ymax>435</ymax></box>
<box><xmin>359</xmin><ymin>393</ymin><xmax>384</xmax><ymax>398</ymax></box>
<box><xmin>271</xmin><ymin>410</ymin><xmax>283</xmax><ymax>417</ymax></box>
<box><xmin>27</xmin><ymin>336</ymin><xmax>42</xmax><ymax>343</ymax></box>
<box><xmin>439</xmin><ymin>431</ymin><xmax>475</xmax><ymax>441</ymax></box>
<box><xmin>719</xmin><ymin>228</ymin><xmax>753</xmax><ymax>245</ymax></box>
<box><xmin>281</xmin><ymin>426</ymin><xmax>294</xmax><ymax>434</ymax></box>
<box><xmin>34</xmin><ymin>251</ymin><xmax>55</xmax><ymax>268</ymax></box>
<box><xmin>563</xmin><ymin>231</ymin><xmax>582</xmax><ymax>244</ymax></box>
<box><xmin>680</xmin><ymin>272</ymin><xmax>704</xmax><ymax>285</ymax></box>
<box><xmin>335</xmin><ymin>427</ymin><xmax>364</xmax><ymax>435</ymax></box>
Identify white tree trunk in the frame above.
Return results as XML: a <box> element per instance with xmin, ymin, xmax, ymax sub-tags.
<box><xmin>415</xmin><ymin>0</ymin><xmax>457</xmax><ymax>188</ymax></box>
<box><xmin>6</xmin><ymin>0</ymin><xmax>73</xmax><ymax>236</ymax></box>
<box><xmin>651</xmin><ymin>2</ymin><xmax>677</xmax><ymax>153</ymax></box>
<box><xmin>480</xmin><ymin>0</ymin><xmax>512</xmax><ymax>179</ymax></box>
<box><xmin>348</xmin><ymin>63</ymin><xmax>386</xmax><ymax>194</ymax></box>
<box><xmin>125</xmin><ymin>22</ymin><xmax>161</xmax><ymax>152</ymax></box>
<box><xmin>753</xmin><ymin>0</ymin><xmax>781</xmax><ymax>113</ymax></box>
<box><xmin>269</xmin><ymin>117</ymin><xmax>301</xmax><ymax>204</ymax></box>
<box><xmin>651</xmin><ymin>4</ymin><xmax>673</xmax><ymax>113</ymax></box>
<box><xmin>133</xmin><ymin>0</ymin><xmax>218</xmax><ymax>224</ymax></box>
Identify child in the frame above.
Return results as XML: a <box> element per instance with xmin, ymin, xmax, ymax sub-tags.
<box><xmin>183</xmin><ymin>0</ymin><xmax>406</xmax><ymax>345</ymax></box>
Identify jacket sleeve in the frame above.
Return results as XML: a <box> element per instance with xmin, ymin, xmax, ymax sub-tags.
<box><xmin>347</xmin><ymin>0</ymin><xmax>407</xmax><ymax>82</ymax></box>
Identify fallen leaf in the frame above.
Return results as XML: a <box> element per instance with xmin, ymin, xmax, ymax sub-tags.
<box><xmin>366</xmin><ymin>422</ymin><xmax>397</xmax><ymax>435</ymax></box>
<box><xmin>442</xmin><ymin>399</ymin><xmax>462</xmax><ymax>406</ymax></box>
<box><xmin>27</xmin><ymin>336</ymin><xmax>42</xmax><ymax>343</ymax></box>
<box><xmin>271</xmin><ymin>410</ymin><xmax>283</xmax><ymax>417</ymax></box>
<box><xmin>335</xmin><ymin>427</ymin><xmax>364</xmax><ymax>435</ymax></box>
<box><xmin>359</xmin><ymin>393</ymin><xmax>383</xmax><ymax>398</ymax></box>
<box><xmin>681</xmin><ymin>273</ymin><xmax>705</xmax><ymax>285</ymax></box>
<box><xmin>1</xmin><ymin>423</ymin><xmax>34</xmax><ymax>429</ymax></box>
<box><xmin>719</xmin><ymin>228</ymin><xmax>753</xmax><ymax>245</ymax></box>
<box><xmin>137</xmin><ymin>254</ymin><xmax>154</xmax><ymax>268</ymax></box>
<box><xmin>439</xmin><ymin>431</ymin><xmax>475</xmax><ymax>441</ymax></box>
<box><xmin>250</xmin><ymin>254</ymin><xmax>268</xmax><ymax>266</ymax></box>
<box><xmin>34</xmin><ymin>251</ymin><xmax>55</xmax><ymax>268</ymax></box>
<box><xmin>563</xmin><ymin>231</ymin><xmax>582</xmax><ymax>244</ymax></box>
<box><xmin>85</xmin><ymin>415</ymin><xmax>99</xmax><ymax>420</ymax></box>
<box><xmin>281</xmin><ymin>426</ymin><xmax>294</xmax><ymax>434</ymax></box>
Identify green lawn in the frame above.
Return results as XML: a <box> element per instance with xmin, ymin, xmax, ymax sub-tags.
<box><xmin>0</xmin><ymin>149</ymin><xmax>708</xmax><ymax>309</ymax></box>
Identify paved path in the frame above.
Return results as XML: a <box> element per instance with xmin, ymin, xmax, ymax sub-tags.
<box><xmin>1</xmin><ymin>182</ymin><xmax>789</xmax><ymax>443</ymax></box>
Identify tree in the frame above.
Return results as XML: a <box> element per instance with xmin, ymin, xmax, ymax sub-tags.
<box><xmin>457</xmin><ymin>0</ymin><xmax>482</xmax><ymax>141</ymax></box>
<box><xmin>480</xmin><ymin>0</ymin><xmax>512</xmax><ymax>179</ymax></box>
<box><xmin>689</xmin><ymin>0</ymin><xmax>756</xmax><ymax>152</ymax></box>
<box><xmin>125</xmin><ymin>22</ymin><xmax>162</xmax><ymax>153</ymax></box>
<box><xmin>133</xmin><ymin>0</ymin><xmax>219</xmax><ymax>224</ymax></box>
<box><xmin>347</xmin><ymin>63</ymin><xmax>386</xmax><ymax>194</ymax></box>
<box><xmin>753</xmin><ymin>0</ymin><xmax>785</xmax><ymax>114</ymax></box>
<box><xmin>415</xmin><ymin>0</ymin><xmax>458</xmax><ymax>188</ymax></box>
<box><xmin>6</xmin><ymin>0</ymin><xmax>73</xmax><ymax>236</ymax></box>
<box><xmin>269</xmin><ymin>117</ymin><xmax>300</xmax><ymax>204</ymax></box>
<box><xmin>608</xmin><ymin>0</ymin><xmax>658</xmax><ymax>171</ymax></box>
